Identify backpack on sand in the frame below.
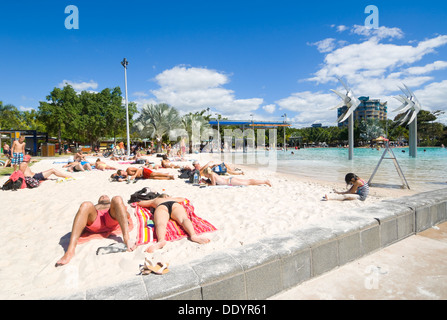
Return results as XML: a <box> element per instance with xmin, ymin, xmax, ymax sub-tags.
<box><xmin>128</xmin><ymin>187</ymin><xmax>161</xmax><ymax>204</ymax></box>
<box><xmin>2</xmin><ymin>171</ymin><xmax>26</xmax><ymax>191</ymax></box>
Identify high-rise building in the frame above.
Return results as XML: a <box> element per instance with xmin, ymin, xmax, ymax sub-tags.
<box><xmin>337</xmin><ymin>96</ymin><xmax>387</xmax><ymax>127</ymax></box>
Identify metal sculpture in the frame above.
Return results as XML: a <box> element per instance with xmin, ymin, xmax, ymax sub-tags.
<box><xmin>393</xmin><ymin>84</ymin><xmax>422</xmax><ymax>158</ymax></box>
<box><xmin>331</xmin><ymin>78</ymin><xmax>361</xmax><ymax>123</ymax></box>
<box><xmin>393</xmin><ymin>84</ymin><xmax>422</xmax><ymax>126</ymax></box>
<box><xmin>331</xmin><ymin>78</ymin><xmax>361</xmax><ymax>160</ymax></box>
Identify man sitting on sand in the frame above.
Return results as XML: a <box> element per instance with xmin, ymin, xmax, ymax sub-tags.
<box><xmin>111</xmin><ymin>166</ymin><xmax>174</xmax><ymax>183</ymax></box>
<box><xmin>20</xmin><ymin>156</ymin><xmax>72</xmax><ymax>181</ymax></box>
<box><xmin>56</xmin><ymin>195</ymin><xmax>131</xmax><ymax>266</ymax></box>
<box><xmin>136</xmin><ymin>195</ymin><xmax>210</xmax><ymax>253</ymax></box>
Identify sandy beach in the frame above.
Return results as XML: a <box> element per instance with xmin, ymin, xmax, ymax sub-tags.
<box><xmin>0</xmin><ymin>152</ymin><xmax>416</xmax><ymax>299</ymax></box>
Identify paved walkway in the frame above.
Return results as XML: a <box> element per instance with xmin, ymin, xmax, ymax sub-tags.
<box><xmin>270</xmin><ymin>221</ymin><xmax>447</xmax><ymax>300</ymax></box>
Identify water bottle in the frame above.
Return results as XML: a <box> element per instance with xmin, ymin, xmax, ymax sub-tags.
<box><xmin>193</xmin><ymin>172</ymin><xmax>199</xmax><ymax>185</ymax></box>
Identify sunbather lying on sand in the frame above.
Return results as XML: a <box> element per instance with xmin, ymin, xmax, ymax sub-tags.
<box><xmin>203</xmin><ymin>168</ymin><xmax>271</xmax><ymax>187</ymax></box>
<box><xmin>20</xmin><ymin>157</ymin><xmax>72</xmax><ymax>181</ymax></box>
<box><xmin>95</xmin><ymin>158</ymin><xmax>117</xmax><ymax>171</ymax></box>
<box><xmin>185</xmin><ymin>160</ymin><xmax>244</xmax><ymax>176</ymax></box>
<box><xmin>136</xmin><ymin>195</ymin><xmax>210</xmax><ymax>252</ymax></box>
<box><xmin>55</xmin><ymin>195</ymin><xmax>131</xmax><ymax>267</ymax></box>
<box><xmin>161</xmin><ymin>155</ymin><xmax>182</xmax><ymax>169</ymax></box>
<box><xmin>110</xmin><ymin>166</ymin><xmax>174</xmax><ymax>183</ymax></box>
<box><xmin>63</xmin><ymin>160</ymin><xmax>92</xmax><ymax>172</ymax></box>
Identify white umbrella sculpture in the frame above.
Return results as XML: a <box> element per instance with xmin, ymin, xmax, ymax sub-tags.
<box><xmin>330</xmin><ymin>78</ymin><xmax>361</xmax><ymax>160</ymax></box>
<box><xmin>393</xmin><ymin>84</ymin><xmax>422</xmax><ymax>158</ymax></box>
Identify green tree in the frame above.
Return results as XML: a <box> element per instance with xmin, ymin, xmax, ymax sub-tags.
<box><xmin>0</xmin><ymin>102</ymin><xmax>22</xmax><ymax>130</ymax></box>
<box><xmin>20</xmin><ymin>109</ymin><xmax>46</xmax><ymax>132</ymax></box>
<box><xmin>102</xmin><ymin>87</ymin><xmax>137</xmax><ymax>144</ymax></box>
<box><xmin>38</xmin><ymin>85</ymin><xmax>80</xmax><ymax>154</ymax></box>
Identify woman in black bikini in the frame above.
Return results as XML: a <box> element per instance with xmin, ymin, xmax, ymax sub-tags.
<box><xmin>137</xmin><ymin>196</ymin><xmax>210</xmax><ymax>252</ymax></box>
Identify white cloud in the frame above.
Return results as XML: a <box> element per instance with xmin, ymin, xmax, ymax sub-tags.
<box><xmin>150</xmin><ymin>65</ymin><xmax>263</xmax><ymax>115</ymax></box>
<box><xmin>331</xmin><ymin>25</ymin><xmax>348</xmax><ymax>33</ymax></box>
<box><xmin>155</xmin><ymin>65</ymin><xmax>229</xmax><ymax>90</ymax></box>
<box><xmin>18</xmin><ymin>105</ymin><xmax>34</xmax><ymax>112</ymax></box>
<box><xmin>337</xmin><ymin>25</ymin><xmax>348</xmax><ymax>33</ymax></box>
<box><xmin>262</xmin><ymin>104</ymin><xmax>276</xmax><ymax>114</ymax></box>
<box><xmin>351</xmin><ymin>25</ymin><xmax>404</xmax><ymax>41</ymax></box>
<box><xmin>406</xmin><ymin>61</ymin><xmax>447</xmax><ymax>75</ymax></box>
<box><xmin>307</xmin><ymin>35</ymin><xmax>447</xmax><ymax>90</ymax></box>
<box><xmin>132</xmin><ymin>91</ymin><xmax>149</xmax><ymax>97</ymax></box>
<box><xmin>276</xmin><ymin>91</ymin><xmax>340</xmax><ymax>127</ymax></box>
<box><xmin>414</xmin><ymin>80</ymin><xmax>447</xmax><ymax>111</ymax></box>
<box><xmin>310</xmin><ymin>38</ymin><xmax>337</xmax><ymax>53</ymax></box>
<box><xmin>58</xmin><ymin>79</ymin><xmax>98</xmax><ymax>91</ymax></box>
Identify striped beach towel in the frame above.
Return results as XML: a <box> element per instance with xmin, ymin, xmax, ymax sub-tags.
<box><xmin>133</xmin><ymin>199</ymin><xmax>217</xmax><ymax>245</ymax></box>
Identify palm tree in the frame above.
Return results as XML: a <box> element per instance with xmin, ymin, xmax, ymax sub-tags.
<box><xmin>0</xmin><ymin>102</ymin><xmax>22</xmax><ymax>130</ymax></box>
<box><xmin>134</xmin><ymin>103</ymin><xmax>182</xmax><ymax>152</ymax></box>
<box><xmin>181</xmin><ymin>113</ymin><xmax>211</xmax><ymax>153</ymax></box>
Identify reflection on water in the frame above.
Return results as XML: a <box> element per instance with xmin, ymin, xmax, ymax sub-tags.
<box><xmin>228</xmin><ymin>147</ymin><xmax>447</xmax><ymax>192</ymax></box>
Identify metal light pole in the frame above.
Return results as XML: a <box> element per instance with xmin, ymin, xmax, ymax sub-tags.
<box><xmin>348</xmin><ymin>113</ymin><xmax>354</xmax><ymax>160</ymax></box>
<box><xmin>121</xmin><ymin>58</ymin><xmax>130</xmax><ymax>157</ymax></box>
<box><xmin>282</xmin><ymin>113</ymin><xmax>287</xmax><ymax>151</ymax></box>
<box><xmin>215</xmin><ymin>113</ymin><xmax>220</xmax><ymax>152</ymax></box>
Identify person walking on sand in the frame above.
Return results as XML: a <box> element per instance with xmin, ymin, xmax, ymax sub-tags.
<box><xmin>11</xmin><ymin>136</ymin><xmax>26</xmax><ymax>171</ymax></box>
<box><xmin>136</xmin><ymin>195</ymin><xmax>210</xmax><ymax>253</ymax></box>
<box><xmin>56</xmin><ymin>195</ymin><xmax>132</xmax><ymax>266</ymax></box>
<box><xmin>323</xmin><ymin>173</ymin><xmax>369</xmax><ymax>201</ymax></box>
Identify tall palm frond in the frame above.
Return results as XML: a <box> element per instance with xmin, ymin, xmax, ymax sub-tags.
<box><xmin>134</xmin><ymin>103</ymin><xmax>182</xmax><ymax>151</ymax></box>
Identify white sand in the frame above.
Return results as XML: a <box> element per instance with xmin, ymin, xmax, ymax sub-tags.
<box><xmin>0</xmin><ymin>153</ymin><xmax>416</xmax><ymax>299</ymax></box>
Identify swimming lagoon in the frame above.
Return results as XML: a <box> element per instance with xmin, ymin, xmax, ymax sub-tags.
<box><xmin>232</xmin><ymin>147</ymin><xmax>447</xmax><ymax>192</ymax></box>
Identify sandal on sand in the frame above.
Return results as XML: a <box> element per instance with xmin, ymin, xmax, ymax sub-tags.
<box><xmin>96</xmin><ymin>243</ymin><xmax>128</xmax><ymax>255</ymax></box>
<box><xmin>140</xmin><ymin>258</ymin><xmax>170</xmax><ymax>275</ymax></box>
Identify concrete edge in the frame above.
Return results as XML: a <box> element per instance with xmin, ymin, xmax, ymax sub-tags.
<box><xmin>50</xmin><ymin>188</ymin><xmax>447</xmax><ymax>300</ymax></box>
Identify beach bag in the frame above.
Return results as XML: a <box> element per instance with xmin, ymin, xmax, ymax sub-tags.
<box><xmin>212</xmin><ymin>163</ymin><xmax>227</xmax><ymax>175</ymax></box>
<box><xmin>128</xmin><ymin>187</ymin><xmax>161</xmax><ymax>204</ymax></box>
<box><xmin>178</xmin><ymin>168</ymin><xmax>192</xmax><ymax>179</ymax></box>
<box><xmin>25</xmin><ymin>176</ymin><xmax>40</xmax><ymax>188</ymax></box>
<box><xmin>188</xmin><ymin>169</ymin><xmax>200</xmax><ymax>183</ymax></box>
<box><xmin>2</xmin><ymin>178</ymin><xmax>23</xmax><ymax>191</ymax></box>
<box><xmin>2</xmin><ymin>170</ymin><xmax>26</xmax><ymax>191</ymax></box>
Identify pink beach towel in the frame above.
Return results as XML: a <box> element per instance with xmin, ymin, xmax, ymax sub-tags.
<box><xmin>133</xmin><ymin>199</ymin><xmax>217</xmax><ymax>245</ymax></box>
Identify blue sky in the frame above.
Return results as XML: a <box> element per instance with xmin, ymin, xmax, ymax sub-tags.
<box><xmin>1</xmin><ymin>0</ymin><xmax>447</xmax><ymax>127</ymax></box>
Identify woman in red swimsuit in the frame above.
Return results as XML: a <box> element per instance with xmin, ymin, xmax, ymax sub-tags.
<box><xmin>119</xmin><ymin>166</ymin><xmax>174</xmax><ymax>183</ymax></box>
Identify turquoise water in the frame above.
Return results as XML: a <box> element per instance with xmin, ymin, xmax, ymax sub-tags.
<box><xmin>235</xmin><ymin>147</ymin><xmax>447</xmax><ymax>192</ymax></box>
